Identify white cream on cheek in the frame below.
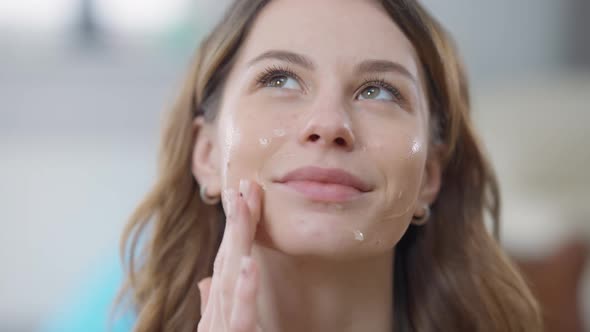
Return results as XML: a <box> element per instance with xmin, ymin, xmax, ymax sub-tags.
<box><xmin>353</xmin><ymin>230</ymin><xmax>365</xmax><ymax>241</ymax></box>
<box><xmin>259</xmin><ymin>137</ymin><xmax>271</xmax><ymax>147</ymax></box>
<box><xmin>257</xmin><ymin>127</ymin><xmax>288</xmax><ymax>148</ymax></box>
<box><xmin>219</xmin><ymin>102</ymin><xmax>292</xmax><ymax>192</ymax></box>
<box><xmin>273</xmin><ymin>128</ymin><xmax>286</xmax><ymax>137</ymax></box>
<box><xmin>255</xmin><ymin>121</ymin><xmax>296</xmax><ymax>191</ymax></box>
<box><xmin>411</xmin><ymin>139</ymin><xmax>422</xmax><ymax>154</ymax></box>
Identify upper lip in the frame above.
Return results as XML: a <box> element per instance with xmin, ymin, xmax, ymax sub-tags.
<box><xmin>275</xmin><ymin>166</ymin><xmax>372</xmax><ymax>192</ymax></box>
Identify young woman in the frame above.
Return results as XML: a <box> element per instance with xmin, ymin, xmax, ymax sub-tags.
<box><xmin>117</xmin><ymin>0</ymin><xmax>542</xmax><ymax>331</ymax></box>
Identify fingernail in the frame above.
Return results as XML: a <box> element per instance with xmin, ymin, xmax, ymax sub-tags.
<box><xmin>240</xmin><ymin>256</ymin><xmax>252</xmax><ymax>277</ymax></box>
<box><xmin>239</xmin><ymin>179</ymin><xmax>250</xmax><ymax>198</ymax></box>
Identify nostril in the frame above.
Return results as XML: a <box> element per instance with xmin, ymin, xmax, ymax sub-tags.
<box><xmin>334</xmin><ymin>137</ymin><xmax>347</xmax><ymax>146</ymax></box>
<box><xmin>309</xmin><ymin>134</ymin><xmax>320</xmax><ymax>142</ymax></box>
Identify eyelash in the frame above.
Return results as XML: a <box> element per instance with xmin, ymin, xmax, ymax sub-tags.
<box><xmin>255</xmin><ymin>65</ymin><xmax>301</xmax><ymax>88</ymax></box>
<box><xmin>359</xmin><ymin>78</ymin><xmax>405</xmax><ymax>104</ymax></box>
<box><xmin>255</xmin><ymin>66</ymin><xmax>405</xmax><ymax>104</ymax></box>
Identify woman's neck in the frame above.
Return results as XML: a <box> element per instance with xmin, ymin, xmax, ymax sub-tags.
<box><xmin>252</xmin><ymin>244</ymin><xmax>394</xmax><ymax>332</ymax></box>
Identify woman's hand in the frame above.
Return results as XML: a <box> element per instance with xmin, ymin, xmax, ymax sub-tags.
<box><xmin>197</xmin><ymin>179</ymin><xmax>264</xmax><ymax>332</ymax></box>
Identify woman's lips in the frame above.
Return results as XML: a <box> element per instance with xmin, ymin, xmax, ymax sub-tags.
<box><xmin>273</xmin><ymin>166</ymin><xmax>372</xmax><ymax>203</ymax></box>
<box><xmin>280</xmin><ymin>180</ymin><xmax>363</xmax><ymax>202</ymax></box>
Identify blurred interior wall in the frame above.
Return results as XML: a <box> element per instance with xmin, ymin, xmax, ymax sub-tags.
<box><xmin>568</xmin><ymin>0</ymin><xmax>590</xmax><ymax>68</ymax></box>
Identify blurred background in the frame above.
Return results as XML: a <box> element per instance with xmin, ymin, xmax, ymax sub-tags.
<box><xmin>0</xmin><ymin>0</ymin><xmax>588</xmax><ymax>331</ymax></box>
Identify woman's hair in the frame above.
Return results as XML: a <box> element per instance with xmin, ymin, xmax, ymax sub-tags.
<box><xmin>115</xmin><ymin>0</ymin><xmax>542</xmax><ymax>331</ymax></box>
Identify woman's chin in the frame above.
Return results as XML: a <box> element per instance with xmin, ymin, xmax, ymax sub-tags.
<box><xmin>254</xmin><ymin>211</ymin><xmax>385</xmax><ymax>261</ymax></box>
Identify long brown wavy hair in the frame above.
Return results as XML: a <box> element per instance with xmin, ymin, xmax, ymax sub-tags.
<box><xmin>115</xmin><ymin>0</ymin><xmax>542</xmax><ymax>331</ymax></box>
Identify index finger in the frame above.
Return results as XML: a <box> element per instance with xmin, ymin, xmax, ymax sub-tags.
<box><xmin>219</xmin><ymin>179</ymin><xmax>262</xmax><ymax>294</ymax></box>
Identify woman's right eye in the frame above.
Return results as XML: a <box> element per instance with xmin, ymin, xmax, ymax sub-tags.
<box><xmin>263</xmin><ymin>74</ymin><xmax>302</xmax><ymax>90</ymax></box>
<box><xmin>257</xmin><ymin>67</ymin><xmax>303</xmax><ymax>92</ymax></box>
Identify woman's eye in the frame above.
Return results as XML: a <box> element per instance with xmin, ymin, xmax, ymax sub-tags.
<box><xmin>357</xmin><ymin>86</ymin><xmax>394</xmax><ymax>101</ymax></box>
<box><xmin>265</xmin><ymin>75</ymin><xmax>302</xmax><ymax>90</ymax></box>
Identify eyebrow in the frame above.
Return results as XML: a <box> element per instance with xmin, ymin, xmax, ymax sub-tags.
<box><xmin>355</xmin><ymin>59</ymin><xmax>417</xmax><ymax>83</ymax></box>
<box><xmin>247</xmin><ymin>49</ymin><xmax>416</xmax><ymax>82</ymax></box>
<box><xmin>247</xmin><ymin>50</ymin><xmax>315</xmax><ymax>70</ymax></box>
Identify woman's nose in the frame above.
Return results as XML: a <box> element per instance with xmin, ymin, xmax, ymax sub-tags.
<box><xmin>298</xmin><ymin>103</ymin><xmax>356</xmax><ymax>151</ymax></box>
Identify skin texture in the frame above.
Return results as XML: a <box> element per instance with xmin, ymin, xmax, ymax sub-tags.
<box><xmin>193</xmin><ymin>0</ymin><xmax>442</xmax><ymax>331</ymax></box>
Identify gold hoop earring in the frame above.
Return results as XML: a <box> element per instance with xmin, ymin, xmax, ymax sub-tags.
<box><xmin>199</xmin><ymin>184</ymin><xmax>220</xmax><ymax>205</ymax></box>
<box><xmin>412</xmin><ymin>205</ymin><xmax>431</xmax><ymax>225</ymax></box>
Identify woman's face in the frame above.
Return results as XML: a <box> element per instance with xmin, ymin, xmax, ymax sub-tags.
<box><xmin>195</xmin><ymin>0</ymin><xmax>440</xmax><ymax>260</ymax></box>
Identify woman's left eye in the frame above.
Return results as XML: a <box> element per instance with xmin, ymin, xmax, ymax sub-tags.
<box><xmin>357</xmin><ymin>86</ymin><xmax>395</xmax><ymax>101</ymax></box>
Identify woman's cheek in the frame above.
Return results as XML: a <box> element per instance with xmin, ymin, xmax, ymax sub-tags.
<box><xmin>363</xmin><ymin>133</ymin><xmax>428</xmax><ymax>248</ymax></box>
<box><xmin>393</xmin><ymin>135</ymin><xmax>427</xmax><ymax>213</ymax></box>
<box><xmin>219</xmin><ymin>108</ymin><xmax>290</xmax><ymax>191</ymax></box>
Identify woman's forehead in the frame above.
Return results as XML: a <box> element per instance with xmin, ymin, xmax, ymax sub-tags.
<box><xmin>234</xmin><ymin>0</ymin><xmax>420</xmax><ymax>77</ymax></box>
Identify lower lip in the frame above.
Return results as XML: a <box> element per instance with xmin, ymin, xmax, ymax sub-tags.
<box><xmin>278</xmin><ymin>180</ymin><xmax>364</xmax><ymax>202</ymax></box>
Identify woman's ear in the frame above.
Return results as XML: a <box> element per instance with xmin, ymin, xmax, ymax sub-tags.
<box><xmin>192</xmin><ymin>116</ymin><xmax>222</xmax><ymax>198</ymax></box>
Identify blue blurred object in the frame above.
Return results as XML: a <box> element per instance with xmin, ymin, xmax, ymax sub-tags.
<box><xmin>39</xmin><ymin>254</ymin><xmax>135</xmax><ymax>332</ymax></box>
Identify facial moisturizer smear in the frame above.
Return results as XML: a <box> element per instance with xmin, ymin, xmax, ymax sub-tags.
<box><xmin>353</xmin><ymin>230</ymin><xmax>365</xmax><ymax>241</ymax></box>
<box><xmin>272</xmin><ymin>128</ymin><xmax>286</xmax><ymax>137</ymax></box>
<box><xmin>259</xmin><ymin>137</ymin><xmax>270</xmax><ymax>146</ymax></box>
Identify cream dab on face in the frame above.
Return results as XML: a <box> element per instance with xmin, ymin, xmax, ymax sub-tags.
<box><xmin>273</xmin><ymin>128</ymin><xmax>286</xmax><ymax>137</ymax></box>
<box><xmin>259</xmin><ymin>137</ymin><xmax>271</xmax><ymax>146</ymax></box>
<box><xmin>411</xmin><ymin>139</ymin><xmax>422</xmax><ymax>154</ymax></box>
<box><xmin>353</xmin><ymin>230</ymin><xmax>365</xmax><ymax>242</ymax></box>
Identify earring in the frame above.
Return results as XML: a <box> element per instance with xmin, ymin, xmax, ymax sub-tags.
<box><xmin>199</xmin><ymin>184</ymin><xmax>220</xmax><ymax>205</ymax></box>
<box><xmin>412</xmin><ymin>205</ymin><xmax>431</xmax><ymax>225</ymax></box>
